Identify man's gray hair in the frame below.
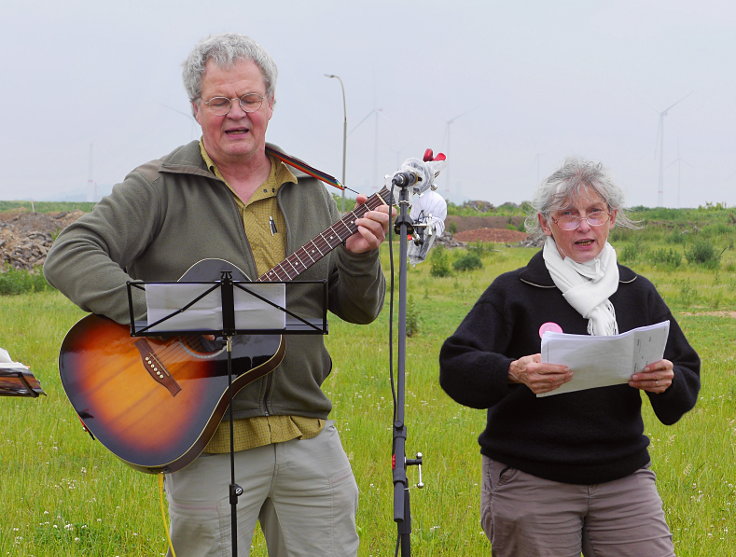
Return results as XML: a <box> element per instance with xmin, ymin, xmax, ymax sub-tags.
<box><xmin>525</xmin><ymin>158</ymin><xmax>636</xmax><ymax>238</ymax></box>
<box><xmin>182</xmin><ymin>33</ymin><xmax>278</xmax><ymax>102</ymax></box>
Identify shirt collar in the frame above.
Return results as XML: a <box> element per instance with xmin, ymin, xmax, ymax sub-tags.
<box><xmin>198</xmin><ymin>139</ymin><xmax>298</xmax><ymax>192</ymax></box>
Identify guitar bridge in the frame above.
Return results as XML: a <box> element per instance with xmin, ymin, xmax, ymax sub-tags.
<box><xmin>134</xmin><ymin>339</ymin><xmax>182</xmax><ymax>397</ymax></box>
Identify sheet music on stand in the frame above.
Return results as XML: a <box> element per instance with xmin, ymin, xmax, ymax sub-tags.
<box><xmin>127</xmin><ymin>278</ymin><xmax>328</xmax><ymax>337</ymax></box>
<box><xmin>145</xmin><ymin>282</ymin><xmax>286</xmax><ymax>333</ymax></box>
<box><xmin>0</xmin><ymin>347</ymin><xmax>45</xmax><ymax>397</ymax></box>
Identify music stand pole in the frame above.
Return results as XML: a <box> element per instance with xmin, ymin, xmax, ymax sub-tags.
<box><xmin>220</xmin><ymin>271</ymin><xmax>242</xmax><ymax>557</ymax></box>
<box><xmin>225</xmin><ymin>335</ymin><xmax>244</xmax><ymax>556</ymax></box>
<box><xmin>391</xmin><ymin>178</ymin><xmax>423</xmax><ymax>556</ymax></box>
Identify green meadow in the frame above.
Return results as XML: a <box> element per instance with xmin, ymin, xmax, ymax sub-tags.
<box><xmin>1</xmin><ymin>206</ymin><xmax>735</xmax><ymax>556</ymax></box>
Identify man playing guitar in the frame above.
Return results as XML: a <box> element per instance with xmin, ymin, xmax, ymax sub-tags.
<box><xmin>45</xmin><ymin>32</ymin><xmax>391</xmax><ymax>557</ymax></box>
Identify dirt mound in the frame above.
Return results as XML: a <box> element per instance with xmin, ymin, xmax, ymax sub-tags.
<box><xmin>0</xmin><ymin>209</ymin><xmax>84</xmax><ymax>270</ymax></box>
<box><xmin>453</xmin><ymin>227</ymin><xmax>528</xmax><ymax>244</ymax></box>
<box><xmin>0</xmin><ymin>208</ymin><xmax>531</xmax><ymax>270</ymax></box>
<box><xmin>445</xmin><ymin>215</ymin><xmax>525</xmax><ymax>233</ymax></box>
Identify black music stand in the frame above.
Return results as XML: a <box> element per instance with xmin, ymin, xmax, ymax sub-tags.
<box><xmin>126</xmin><ymin>272</ymin><xmax>328</xmax><ymax>557</ymax></box>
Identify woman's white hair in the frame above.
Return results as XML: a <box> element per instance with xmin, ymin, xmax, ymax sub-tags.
<box><xmin>524</xmin><ymin>157</ymin><xmax>637</xmax><ymax>239</ymax></box>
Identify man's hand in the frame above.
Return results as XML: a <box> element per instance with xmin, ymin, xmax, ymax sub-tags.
<box><xmin>344</xmin><ymin>194</ymin><xmax>395</xmax><ymax>254</ymax></box>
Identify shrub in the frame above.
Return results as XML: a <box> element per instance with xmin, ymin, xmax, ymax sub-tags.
<box><xmin>609</xmin><ymin>228</ymin><xmax>636</xmax><ymax>242</ymax></box>
<box><xmin>651</xmin><ymin>248</ymin><xmax>683</xmax><ymax>268</ymax></box>
<box><xmin>685</xmin><ymin>239</ymin><xmax>721</xmax><ymax>268</ymax></box>
<box><xmin>665</xmin><ymin>230</ymin><xmax>687</xmax><ymax>244</ymax></box>
<box><xmin>405</xmin><ymin>296</ymin><xmax>421</xmax><ymax>337</ymax></box>
<box><xmin>618</xmin><ymin>242</ymin><xmax>640</xmax><ymax>264</ymax></box>
<box><xmin>0</xmin><ymin>267</ymin><xmax>53</xmax><ymax>295</ymax></box>
<box><xmin>453</xmin><ymin>253</ymin><xmax>483</xmax><ymax>272</ymax></box>
<box><xmin>468</xmin><ymin>242</ymin><xmax>494</xmax><ymax>257</ymax></box>
<box><xmin>429</xmin><ymin>246</ymin><xmax>452</xmax><ymax>277</ymax></box>
<box><xmin>701</xmin><ymin>223</ymin><xmax>732</xmax><ymax>238</ymax></box>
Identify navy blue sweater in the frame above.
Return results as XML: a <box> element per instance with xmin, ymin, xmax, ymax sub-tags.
<box><xmin>439</xmin><ymin>251</ymin><xmax>700</xmax><ymax>484</ymax></box>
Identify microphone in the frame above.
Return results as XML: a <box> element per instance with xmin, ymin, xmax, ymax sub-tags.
<box><xmin>391</xmin><ymin>151</ymin><xmax>446</xmax><ymax>195</ymax></box>
<box><xmin>392</xmin><ymin>170</ymin><xmax>420</xmax><ymax>188</ymax></box>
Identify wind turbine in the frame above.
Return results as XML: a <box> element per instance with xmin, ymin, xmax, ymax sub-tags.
<box><xmin>442</xmin><ymin>108</ymin><xmax>477</xmax><ymax>201</ymax></box>
<box><xmin>350</xmin><ymin>107</ymin><xmax>383</xmax><ymax>189</ymax></box>
<box><xmin>159</xmin><ymin>102</ymin><xmax>199</xmax><ymax>138</ymax></box>
<box><xmin>667</xmin><ymin>141</ymin><xmax>692</xmax><ymax>208</ymax></box>
<box><xmin>656</xmin><ymin>92</ymin><xmax>692</xmax><ymax>207</ymax></box>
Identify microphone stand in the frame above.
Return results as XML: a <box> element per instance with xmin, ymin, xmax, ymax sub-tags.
<box><xmin>391</xmin><ymin>176</ymin><xmax>424</xmax><ymax>557</ymax></box>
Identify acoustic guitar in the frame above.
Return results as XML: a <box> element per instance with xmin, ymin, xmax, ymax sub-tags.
<box><xmin>59</xmin><ymin>186</ymin><xmax>391</xmax><ymax>474</ymax></box>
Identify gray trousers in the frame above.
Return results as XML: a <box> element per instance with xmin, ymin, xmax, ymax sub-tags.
<box><xmin>164</xmin><ymin>421</ymin><xmax>359</xmax><ymax>557</ymax></box>
<box><xmin>481</xmin><ymin>456</ymin><xmax>676</xmax><ymax>557</ymax></box>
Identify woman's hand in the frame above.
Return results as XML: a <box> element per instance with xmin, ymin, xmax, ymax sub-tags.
<box><xmin>508</xmin><ymin>354</ymin><xmax>573</xmax><ymax>395</ymax></box>
<box><xmin>629</xmin><ymin>359</ymin><xmax>674</xmax><ymax>394</ymax></box>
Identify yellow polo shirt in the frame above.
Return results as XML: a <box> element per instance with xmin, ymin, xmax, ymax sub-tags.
<box><xmin>199</xmin><ymin>142</ymin><xmax>325</xmax><ymax>453</ymax></box>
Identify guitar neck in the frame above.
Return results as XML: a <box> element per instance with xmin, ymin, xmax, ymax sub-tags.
<box><xmin>258</xmin><ymin>186</ymin><xmax>391</xmax><ymax>283</ymax></box>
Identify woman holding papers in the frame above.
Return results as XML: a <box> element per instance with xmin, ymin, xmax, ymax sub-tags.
<box><xmin>439</xmin><ymin>158</ymin><xmax>700</xmax><ymax>557</ymax></box>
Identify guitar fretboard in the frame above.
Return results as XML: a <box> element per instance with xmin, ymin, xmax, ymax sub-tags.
<box><xmin>258</xmin><ymin>186</ymin><xmax>391</xmax><ymax>283</ymax></box>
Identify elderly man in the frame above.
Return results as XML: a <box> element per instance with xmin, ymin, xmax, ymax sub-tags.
<box><xmin>44</xmin><ymin>33</ymin><xmax>390</xmax><ymax>556</ymax></box>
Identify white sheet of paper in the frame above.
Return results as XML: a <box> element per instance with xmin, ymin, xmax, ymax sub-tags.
<box><xmin>145</xmin><ymin>283</ymin><xmax>286</xmax><ymax>333</ymax></box>
<box><xmin>538</xmin><ymin>320</ymin><xmax>670</xmax><ymax>397</ymax></box>
<box><xmin>0</xmin><ymin>347</ymin><xmax>27</xmax><ymax>369</ymax></box>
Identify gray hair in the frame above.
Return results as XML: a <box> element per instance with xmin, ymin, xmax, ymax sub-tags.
<box><xmin>182</xmin><ymin>33</ymin><xmax>278</xmax><ymax>102</ymax></box>
<box><xmin>524</xmin><ymin>158</ymin><xmax>637</xmax><ymax>238</ymax></box>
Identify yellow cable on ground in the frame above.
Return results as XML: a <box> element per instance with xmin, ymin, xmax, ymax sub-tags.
<box><xmin>158</xmin><ymin>473</ymin><xmax>177</xmax><ymax>557</ymax></box>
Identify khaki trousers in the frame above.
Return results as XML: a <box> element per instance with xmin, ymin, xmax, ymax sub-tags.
<box><xmin>164</xmin><ymin>421</ymin><xmax>359</xmax><ymax>557</ymax></box>
<box><xmin>481</xmin><ymin>456</ymin><xmax>675</xmax><ymax>557</ymax></box>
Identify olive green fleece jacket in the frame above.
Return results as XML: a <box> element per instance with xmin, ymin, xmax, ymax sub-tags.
<box><xmin>44</xmin><ymin>140</ymin><xmax>386</xmax><ymax>419</ymax></box>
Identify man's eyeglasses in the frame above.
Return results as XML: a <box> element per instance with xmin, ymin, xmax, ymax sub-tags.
<box><xmin>202</xmin><ymin>93</ymin><xmax>265</xmax><ymax>116</ymax></box>
<box><xmin>550</xmin><ymin>210</ymin><xmax>611</xmax><ymax>231</ymax></box>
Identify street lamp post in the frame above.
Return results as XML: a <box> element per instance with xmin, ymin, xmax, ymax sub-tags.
<box><xmin>325</xmin><ymin>73</ymin><xmax>347</xmax><ymax>212</ymax></box>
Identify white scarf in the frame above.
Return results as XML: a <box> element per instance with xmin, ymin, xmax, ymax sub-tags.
<box><xmin>542</xmin><ymin>236</ymin><xmax>620</xmax><ymax>336</ymax></box>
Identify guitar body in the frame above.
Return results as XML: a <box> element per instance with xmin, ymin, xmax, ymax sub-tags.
<box><xmin>59</xmin><ymin>259</ymin><xmax>284</xmax><ymax>474</ymax></box>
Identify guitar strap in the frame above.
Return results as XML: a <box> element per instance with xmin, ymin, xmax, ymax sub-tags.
<box><xmin>266</xmin><ymin>146</ymin><xmax>347</xmax><ymax>192</ymax></box>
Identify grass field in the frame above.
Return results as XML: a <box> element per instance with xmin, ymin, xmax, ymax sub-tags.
<box><xmin>0</xmin><ymin>240</ymin><xmax>734</xmax><ymax>556</ymax></box>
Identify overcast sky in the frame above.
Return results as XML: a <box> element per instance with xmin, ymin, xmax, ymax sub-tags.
<box><xmin>2</xmin><ymin>0</ymin><xmax>734</xmax><ymax>208</ymax></box>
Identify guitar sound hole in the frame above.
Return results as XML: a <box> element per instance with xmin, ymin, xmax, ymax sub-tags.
<box><xmin>179</xmin><ymin>336</ymin><xmax>226</xmax><ymax>358</ymax></box>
